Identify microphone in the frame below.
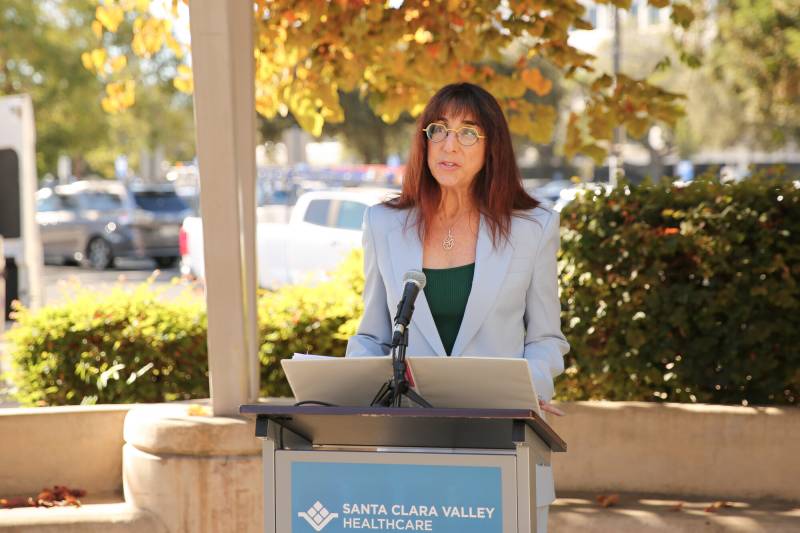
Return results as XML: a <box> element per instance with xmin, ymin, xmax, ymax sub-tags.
<box><xmin>392</xmin><ymin>270</ymin><xmax>426</xmax><ymax>346</ymax></box>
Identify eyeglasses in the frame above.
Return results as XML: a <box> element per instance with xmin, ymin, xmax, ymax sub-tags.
<box><xmin>422</xmin><ymin>122</ymin><xmax>485</xmax><ymax>147</ymax></box>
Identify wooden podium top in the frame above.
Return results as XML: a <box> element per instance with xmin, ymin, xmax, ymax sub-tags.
<box><xmin>239</xmin><ymin>404</ymin><xmax>566</xmax><ymax>452</ymax></box>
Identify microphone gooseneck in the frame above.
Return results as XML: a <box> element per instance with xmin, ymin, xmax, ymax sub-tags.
<box><xmin>371</xmin><ymin>269</ymin><xmax>432</xmax><ymax>408</ymax></box>
<box><xmin>392</xmin><ymin>270</ymin><xmax>426</xmax><ymax>346</ymax></box>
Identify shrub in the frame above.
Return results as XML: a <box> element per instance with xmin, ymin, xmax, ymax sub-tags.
<box><xmin>7</xmin><ymin>254</ymin><xmax>366</xmax><ymax>406</ymax></box>
<box><xmin>257</xmin><ymin>251</ymin><xmax>364</xmax><ymax>396</ymax></box>
<box><xmin>557</xmin><ymin>171</ymin><xmax>799</xmax><ymax>405</ymax></box>
<box><xmin>7</xmin><ymin>277</ymin><xmax>209</xmax><ymax>405</ymax></box>
<box><xmin>10</xmin><ymin>171</ymin><xmax>798</xmax><ymax>408</ymax></box>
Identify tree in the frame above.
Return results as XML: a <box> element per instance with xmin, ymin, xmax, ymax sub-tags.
<box><xmin>660</xmin><ymin>0</ymin><xmax>800</xmax><ymax>155</ymax></box>
<box><xmin>0</xmin><ymin>0</ymin><xmax>111</xmax><ymax>176</ymax></box>
<box><xmin>0</xmin><ymin>0</ymin><xmax>194</xmax><ymax>178</ymax></box>
<box><xmin>324</xmin><ymin>91</ymin><xmax>415</xmax><ymax>164</ymax></box>
<box><xmin>86</xmin><ymin>0</ymin><xmax>698</xmax><ymax>163</ymax></box>
<box><xmin>702</xmin><ymin>0</ymin><xmax>799</xmax><ymax>148</ymax></box>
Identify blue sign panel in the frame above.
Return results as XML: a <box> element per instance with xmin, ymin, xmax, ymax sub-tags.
<box><xmin>291</xmin><ymin>461</ymin><xmax>502</xmax><ymax>532</ymax></box>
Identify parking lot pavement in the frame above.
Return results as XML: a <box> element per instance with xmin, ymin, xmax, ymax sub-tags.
<box><xmin>41</xmin><ymin>259</ymin><xmax>194</xmax><ymax>306</ymax></box>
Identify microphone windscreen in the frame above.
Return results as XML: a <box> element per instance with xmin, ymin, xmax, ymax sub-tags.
<box><xmin>403</xmin><ymin>269</ymin><xmax>427</xmax><ymax>290</ymax></box>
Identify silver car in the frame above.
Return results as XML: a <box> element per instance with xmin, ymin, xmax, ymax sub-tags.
<box><xmin>36</xmin><ymin>180</ymin><xmax>190</xmax><ymax>269</ymax></box>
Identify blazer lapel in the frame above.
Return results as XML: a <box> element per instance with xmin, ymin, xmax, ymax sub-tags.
<box><xmin>387</xmin><ymin>218</ymin><xmax>447</xmax><ymax>356</ymax></box>
<box><xmin>451</xmin><ymin>215</ymin><xmax>514</xmax><ymax>356</ymax></box>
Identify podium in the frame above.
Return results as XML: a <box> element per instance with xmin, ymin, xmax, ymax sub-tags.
<box><xmin>239</xmin><ymin>403</ymin><xmax>566</xmax><ymax>533</ymax></box>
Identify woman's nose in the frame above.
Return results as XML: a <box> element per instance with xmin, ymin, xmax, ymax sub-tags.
<box><xmin>442</xmin><ymin>130</ymin><xmax>459</xmax><ymax>151</ymax></box>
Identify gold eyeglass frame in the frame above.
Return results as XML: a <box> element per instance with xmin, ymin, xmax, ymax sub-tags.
<box><xmin>422</xmin><ymin>122</ymin><xmax>486</xmax><ymax>146</ymax></box>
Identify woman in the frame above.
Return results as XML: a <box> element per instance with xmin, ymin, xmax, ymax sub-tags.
<box><xmin>346</xmin><ymin>82</ymin><xmax>569</xmax><ymax>530</ymax></box>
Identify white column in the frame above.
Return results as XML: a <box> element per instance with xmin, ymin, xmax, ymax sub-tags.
<box><xmin>188</xmin><ymin>0</ymin><xmax>259</xmax><ymax>415</ymax></box>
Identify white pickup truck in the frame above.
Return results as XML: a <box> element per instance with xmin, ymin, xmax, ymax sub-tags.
<box><xmin>180</xmin><ymin>188</ymin><xmax>394</xmax><ymax>288</ymax></box>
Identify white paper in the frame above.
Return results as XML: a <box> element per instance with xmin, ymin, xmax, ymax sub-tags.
<box><xmin>281</xmin><ymin>356</ymin><xmax>539</xmax><ymax>414</ymax></box>
<box><xmin>291</xmin><ymin>353</ymin><xmax>341</xmax><ymax>360</ymax></box>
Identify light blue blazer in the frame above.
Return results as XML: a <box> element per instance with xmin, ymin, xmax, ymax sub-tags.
<box><xmin>346</xmin><ymin>203</ymin><xmax>570</xmax><ymax>403</ymax></box>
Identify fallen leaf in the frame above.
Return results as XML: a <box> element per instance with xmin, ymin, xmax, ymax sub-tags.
<box><xmin>1</xmin><ymin>486</ymin><xmax>86</xmax><ymax>508</ymax></box>
<box><xmin>705</xmin><ymin>501</ymin><xmax>731</xmax><ymax>513</ymax></box>
<box><xmin>596</xmin><ymin>493</ymin><xmax>620</xmax><ymax>508</ymax></box>
<box><xmin>187</xmin><ymin>404</ymin><xmax>212</xmax><ymax>416</ymax></box>
<box><xmin>0</xmin><ymin>497</ymin><xmax>34</xmax><ymax>509</ymax></box>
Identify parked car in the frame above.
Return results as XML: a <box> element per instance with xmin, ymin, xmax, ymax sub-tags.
<box><xmin>553</xmin><ymin>181</ymin><xmax>613</xmax><ymax>212</ymax></box>
<box><xmin>36</xmin><ymin>180</ymin><xmax>191</xmax><ymax>269</ymax></box>
<box><xmin>531</xmin><ymin>179</ymin><xmax>574</xmax><ymax>208</ymax></box>
<box><xmin>181</xmin><ymin>188</ymin><xmax>395</xmax><ymax>288</ymax></box>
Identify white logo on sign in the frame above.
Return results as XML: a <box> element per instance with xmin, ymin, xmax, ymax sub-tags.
<box><xmin>298</xmin><ymin>501</ymin><xmax>339</xmax><ymax>531</ymax></box>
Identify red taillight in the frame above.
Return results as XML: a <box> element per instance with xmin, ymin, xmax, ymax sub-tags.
<box><xmin>179</xmin><ymin>226</ymin><xmax>188</xmax><ymax>256</ymax></box>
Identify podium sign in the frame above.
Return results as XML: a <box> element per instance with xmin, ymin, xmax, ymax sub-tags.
<box><xmin>280</xmin><ymin>451</ymin><xmax>516</xmax><ymax>532</ymax></box>
<box><xmin>241</xmin><ymin>405</ymin><xmax>566</xmax><ymax>533</ymax></box>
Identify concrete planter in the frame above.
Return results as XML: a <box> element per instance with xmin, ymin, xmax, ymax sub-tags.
<box><xmin>122</xmin><ymin>404</ymin><xmax>262</xmax><ymax>533</ymax></box>
<box><xmin>0</xmin><ymin>405</ymin><xmax>132</xmax><ymax>498</ymax></box>
<box><xmin>548</xmin><ymin>401</ymin><xmax>800</xmax><ymax>502</ymax></box>
<box><xmin>2</xmin><ymin>400</ymin><xmax>797</xmax><ymax>532</ymax></box>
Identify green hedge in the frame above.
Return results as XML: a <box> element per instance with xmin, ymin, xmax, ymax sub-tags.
<box><xmin>558</xmin><ymin>171</ymin><xmax>799</xmax><ymax>405</ymax></box>
<box><xmin>257</xmin><ymin>252</ymin><xmax>364</xmax><ymax>396</ymax></box>
<box><xmin>6</xmin><ymin>256</ymin><xmax>364</xmax><ymax>406</ymax></box>
<box><xmin>6</xmin><ymin>279</ymin><xmax>209</xmax><ymax>405</ymax></box>
<box><xmin>7</xmin><ymin>172</ymin><xmax>798</xmax><ymax>406</ymax></box>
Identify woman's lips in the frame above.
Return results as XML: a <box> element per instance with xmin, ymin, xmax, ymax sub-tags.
<box><xmin>438</xmin><ymin>161</ymin><xmax>460</xmax><ymax>169</ymax></box>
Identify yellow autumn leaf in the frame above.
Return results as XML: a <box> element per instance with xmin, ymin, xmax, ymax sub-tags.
<box><xmin>255</xmin><ymin>93</ymin><xmax>276</xmax><ymax>117</ymax></box>
<box><xmin>582</xmin><ymin>144</ymin><xmax>608</xmax><ymax>165</ymax></box>
<box><xmin>96</xmin><ymin>5</ymin><xmax>124</xmax><ymax>33</ymax></box>
<box><xmin>120</xmin><ymin>80</ymin><xmax>135</xmax><ymax>107</ymax></box>
<box><xmin>81</xmin><ymin>52</ymin><xmax>93</xmax><ymax>71</ymax></box>
<box><xmin>132</xmin><ymin>18</ymin><xmax>167</xmax><ymax>57</ymax></box>
<box><xmin>173</xmin><ymin>64</ymin><xmax>193</xmax><ymax>94</ymax></box>
<box><xmin>166</xmin><ymin>33</ymin><xmax>184</xmax><ymax>59</ymax></box>
<box><xmin>101</xmin><ymin>96</ymin><xmax>118</xmax><ymax>114</ymax></box>
<box><xmin>92</xmin><ymin>20</ymin><xmax>103</xmax><ymax>39</ymax></box>
<box><xmin>186</xmin><ymin>404</ymin><xmax>211</xmax><ymax>416</ymax></box>
<box><xmin>109</xmin><ymin>55</ymin><xmax>127</xmax><ymax>73</ymax></box>
<box><xmin>521</xmin><ymin>68</ymin><xmax>553</xmax><ymax>97</ymax></box>
<box><xmin>507</xmin><ymin>113</ymin><xmax>530</xmax><ymax>135</ymax></box>
<box><xmin>295</xmin><ymin>110</ymin><xmax>325</xmax><ymax>137</ymax></box>
<box><xmin>534</xmin><ymin>105</ymin><xmax>557</xmax><ymax>142</ymax></box>
<box><xmin>106</xmin><ymin>81</ymin><xmax>122</xmax><ymax>97</ymax></box>
<box><xmin>625</xmin><ymin>116</ymin><xmax>650</xmax><ymax>139</ymax></box>
<box><xmin>173</xmin><ymin>77</ymin><xmax>193</xmax><ymax>94</ymax></box>
<box><xmin>410</xmin><ymin>102</ymin><xmax>426</xmax><ymax>116</ymax></box>
<box><xmin>102</xmin><ymin>80</ymin><xmax>135</xmax><ymax>114</ymax></box>
<box><xmin>413</xmin><ymin>27</ymin><xmax>434</xmax><ymax>44</ymax></box>
<box><xmin>589</xmin><ymin>113</ymin><xmax>614</xmax><ymax>141</ymax></box>
<box><xmin>91</xmin><ymin>48</ymin><xmax>107</xmax><ymax>71</ymax></box>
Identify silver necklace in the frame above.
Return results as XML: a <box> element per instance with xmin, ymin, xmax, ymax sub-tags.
<box><xmin>443</xmin><ymin>228</ymin><xmax>455</xmax><ymax>250</ymax></box>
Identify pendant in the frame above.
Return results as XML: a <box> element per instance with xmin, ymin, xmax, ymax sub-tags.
<box><xmin>442</xmin><ymin>228</ymin><xmax>455</xmax><ymax>250</ymax></box>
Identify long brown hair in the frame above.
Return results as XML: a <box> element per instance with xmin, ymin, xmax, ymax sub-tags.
<box><xmin>387</xmin><ymin>82</ymin><xmax>539</xmax><ymax>246</ymax></box>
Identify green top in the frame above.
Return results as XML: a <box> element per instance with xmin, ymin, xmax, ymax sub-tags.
<box><xmin>422</xmin><ymin>262</ymin><xmax>475</xmax><ymax>356</ymax></box>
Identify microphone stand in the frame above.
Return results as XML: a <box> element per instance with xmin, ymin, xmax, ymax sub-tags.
<box><xmin>371</xmin><ymin>326</ymin><xmax>432</xmax><ymax>408</ymax></box>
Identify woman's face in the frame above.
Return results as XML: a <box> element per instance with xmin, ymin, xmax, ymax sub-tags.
<box><xmin>426</xmin><ymin>111</ymin><xmax>486</xmax><ymax>193</ymax></box>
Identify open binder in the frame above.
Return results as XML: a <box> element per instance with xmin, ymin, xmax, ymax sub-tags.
<box><xmin>281</xmin><ymin>356</ymin><xmax>541</xmax><ymax>415</ymax></box>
